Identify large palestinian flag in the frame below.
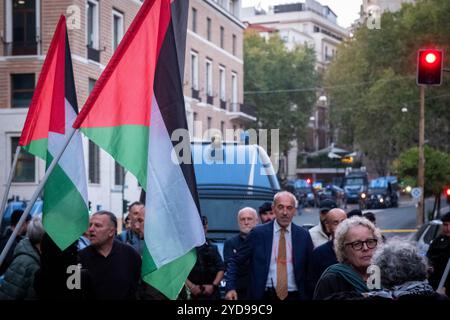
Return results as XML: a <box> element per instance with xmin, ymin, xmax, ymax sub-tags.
<box><xmin>73</xmin><ymin>0</ymin><xmax>204</xmax><ymax>299</ymax></box>
<box><xmin>19</xmin><ymin>16</ymin><xmax>89</xmax><ymax>250</ymax></box>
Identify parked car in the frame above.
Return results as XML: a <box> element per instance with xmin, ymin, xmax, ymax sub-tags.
<box><xmin>361</xmin><ymin>176</ymin><xmax>399</xmax><ymax>209</ymax></box>
<box><xmin>293</xmin><ymin>179</ymin><xmax>314</xmax><ymax>207</ymax></box>
<box><xmin>410</xmin><ymin>219</ymin><xmax>443</xmax><ymax>257</ymax></box>
<box><xmin>318</xmin><ymin>185</ymin><xmax>345</xmax><ymax>208</ymax></box>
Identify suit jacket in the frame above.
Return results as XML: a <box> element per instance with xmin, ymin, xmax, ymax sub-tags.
<box><xmin>225</xmin><ymin>220</ymin><xmax>314</xmax><ymax>300</ymax></box>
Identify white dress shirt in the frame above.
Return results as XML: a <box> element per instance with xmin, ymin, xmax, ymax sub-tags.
<box><xmin>265</xmin><ymin>220</ymin><xmax>298</xmax><ymax>292</ymax></box>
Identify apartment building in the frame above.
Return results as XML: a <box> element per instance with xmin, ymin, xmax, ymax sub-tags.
<box><xmin>0</xmin><ymin>0</ymin><xmax>253</xmax><ymax>216</ymax></box>
<box><xmin>184</xmin><ymin>0</ymin><xmax>254</xmax><ymax>141</ymax></box>
<box><xmin>0</xmin><ymin>0</ymin><xmax>143</xmax><ymax>217</ymax></box>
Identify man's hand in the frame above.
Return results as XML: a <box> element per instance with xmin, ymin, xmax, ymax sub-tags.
<box><xmin>190</xmin><ymin>284</ymin><xmax>202</xmax><ymax>297</ymax></box>
<box><xmin>202</xmin><ymin>284</ymin><xmax>214</xmax><ymax>296</ymax></box>
<box><xmin>225</xmin><ymin>290</ymin><xmax>238</xmax><ymax>300</ymax></box>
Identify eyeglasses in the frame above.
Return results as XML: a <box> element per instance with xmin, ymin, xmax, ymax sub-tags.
<box><xmin>344</xmin><ymin>239</ymin><xmax>378</xmax><ymax>251</ymax></box>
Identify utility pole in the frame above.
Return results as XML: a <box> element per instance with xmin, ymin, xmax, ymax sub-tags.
<box><xmin>415</xmin><ymin>48</ymin><xmax>443</xmax><ymax>227</ymax></box>
<box><xmin>417</xmin><ymin>86</ymin><xmax>425</xmax><ymax>227</ymax></box>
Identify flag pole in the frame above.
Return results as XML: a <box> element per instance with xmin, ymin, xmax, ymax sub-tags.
<box><xmin>437</xmin><ymin>256</ymin><xmax>450</xmax><ymax>293</ymax></box>
<box><xmin>0</xmin><ymin>146</ymin><xmax>21</xmax><ymax>230</ymax></box>
<box><xmin>0</xmin><ymin>127</ymin><xmax>77</xmax><ymax>268</ymax></box>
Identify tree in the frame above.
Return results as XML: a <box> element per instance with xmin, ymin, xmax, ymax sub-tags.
<box><xmin>244</xmin><ymin>31</ymin><xmax>318</xmax><ymax>157</ymax></box>
<box><xmin>325</xmin><ymin>0</ymin><xmax>450</xmax><ymax>174</ymax></box>
<box><xmin>393</xmin><ymin>146</ymin><xmax>450</xmax><ymax>218</ymax></box>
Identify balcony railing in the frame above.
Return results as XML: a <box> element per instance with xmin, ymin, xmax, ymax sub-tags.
<box><xmin>239</xmin><ymin>103</ymin><xmax>256</xmax><ymax>117</ymax></box>
<box><xmin>4</xmin><ymin>41</ymin><xmax>37</xmax><ymax>56</ymax></box>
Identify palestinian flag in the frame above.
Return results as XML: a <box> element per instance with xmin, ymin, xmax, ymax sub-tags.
<box><xmin>73</xmin><ymin>0</ymin><xmax>204</xmax><ymax>299</ymax></box>
<box><xmin>19</xmin><ymin>16</ymin><xmax>89</xmax><ymax>250</ymax></box>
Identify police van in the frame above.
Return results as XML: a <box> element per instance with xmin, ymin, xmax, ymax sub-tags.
<box><xmin>191</xmin><ymin>139</ymin><xmax>280</xmax><ymax>250</ymax></box>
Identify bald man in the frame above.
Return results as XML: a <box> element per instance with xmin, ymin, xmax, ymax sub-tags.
<box><xmin>223</xmin><ymin>207</ymin><xmax>259</xmax><ymax>299</ymax></box>
<box><xmin>308</xmin><ymin>208</ymin><xmax>347</xmax><ymax>292</ymax></box>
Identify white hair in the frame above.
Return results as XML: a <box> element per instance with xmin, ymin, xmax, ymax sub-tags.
<box><xmin>273</xmin><ymin>191</ymin><xmax>298</xmax><ymax>208</ymax></box>
<box><xmin>26</xmin><ymin>215</ymin><xmax>44</xmax><ymax>245</ymax></box>
<box><xmin>333</xmin><ymin>216</ymin><xmax>383</xmax><ymax>263</ymax></box>
<box><xmin>237</xmin><ymin>207</ymin><xmax>258</xmax><ymax>221</ymax></box>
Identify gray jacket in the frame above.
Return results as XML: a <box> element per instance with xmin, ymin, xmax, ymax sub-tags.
<box><xmin>0</xmin><ymin>238</ymin><xmax>40</xmax><ymax>300</ymax></box>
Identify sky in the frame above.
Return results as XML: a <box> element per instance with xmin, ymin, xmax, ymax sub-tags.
<box><xmin>241</xmin><ymin>0</ymin><xmax>362</xmax><ymax>28</ymax></box>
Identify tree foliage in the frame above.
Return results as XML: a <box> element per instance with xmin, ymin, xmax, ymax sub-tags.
<box><xmin>393</xmin><ymin>146</ymin><xmax>450</xmax><ymax>197</ymax></box>
<box><xmin>244</xmin><ymin>31</ymin><xmax>318</xmax><ymax>154</ymax></box>
<box><xmin>325</xmin><ymin>0</ymin><xmax>450</xmax><ymax>174</ymax></box>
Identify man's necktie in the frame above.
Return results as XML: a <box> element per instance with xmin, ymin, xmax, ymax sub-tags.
<box><xmin>276</xmin><ymin>228</ymin><xmax>288</xmax><ymax>300</ymax></box>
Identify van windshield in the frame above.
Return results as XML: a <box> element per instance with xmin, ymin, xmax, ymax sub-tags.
<box><xmin>192</xmin><ymin>144</ymin><xmax>277</xmax><ymax>190</ymax></box>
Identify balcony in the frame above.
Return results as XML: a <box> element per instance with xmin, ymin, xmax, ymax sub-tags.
<box><xmin>207</xmin><ymin>95</ymin><xmax>214</xmax><ymax>105</ymax></box>
<box><xmin>4</xmin><ymin>41</ymin><xmax>37</xmax><ymax>56</ymax></box>
<box><xmin>227</xmin><ymin>103</ymin><xmax>257</xmax><ymax>122</ymax></box>
<box><xmin>240</xmin><ymin>103</ymin><xmax>257</xmax><ymax>118</ymax></box>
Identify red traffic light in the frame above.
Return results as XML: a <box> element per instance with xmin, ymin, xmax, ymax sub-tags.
<box><xmin>425</xmin><ymin>52</ymin><xmax>437</xmax><ymax>64</ymax></box>
<box><xmin>417</xmin><ymin>49</ymin><xmax>443</xmax><ymax>86</ymax></box>
<box><xmin>446</xmin><ymin>187</ymin><xmax>450</xmax><ymax>196</ymax></box>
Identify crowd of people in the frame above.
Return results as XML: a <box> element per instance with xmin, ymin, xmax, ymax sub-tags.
<box><xmin>0</xmin><ymin>193</ymin><xmax>449</xmax><ymax>301</ymax></box>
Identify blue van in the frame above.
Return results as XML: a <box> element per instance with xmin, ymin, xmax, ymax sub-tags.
<box><xmin>1</xmin><ymin>200</ymin><xmax>43</xmax><ymax>234</ymax></box>
<box><xmin>191</xmin><ymin>141</ymin><xmax>280</xmax><ymax>244</ymax></box>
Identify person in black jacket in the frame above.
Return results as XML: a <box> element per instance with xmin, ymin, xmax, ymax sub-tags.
<box><xmin>223</xmin><ymin>207</ymin><xmax>258</xmax><ymax>299</ymax></box>
<box><xmin>0</xmin><ymin>210</ymin><xmax>30</xmax><ymax>276</ymax></box>
<box><xmin>186</xmin><ymin>216</ymin><xmax>224</xmax><ymax>300</ymax></box>
<box><xmin>427</xmin><ymin>211</ymin><xmax>450</xmax><ymax>294</ymax></box>
<box><xmin>313</xmin><ymin>216</ymin><xmax>383</xmax><ymax>300</ymax></box>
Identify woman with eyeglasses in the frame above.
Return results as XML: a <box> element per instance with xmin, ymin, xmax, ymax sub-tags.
<box><xmin>313</xmin><ymin>216</ymin><xmax>383</xmax><ymax>300</ymax></box>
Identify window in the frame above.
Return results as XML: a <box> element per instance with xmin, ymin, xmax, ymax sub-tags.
<box><xmin>114</xmin><ymin>161</ymin><xmax>125</xmax><ymax>186</ymax></box>
<box><xmin>88</xmin><ymin>140</ymin><xmax>100</xmax><ymax>184</ymax></box>
<box><xmin>232</xmin><ymin>34</ymin><xmax>236</xmax><ymax>55</ymax></box>
<box><xmin>11</xmin><ymin>0</ymin><xmax>37</xmax><ymax>55</ymax></box>
<box><xmin>220</xmin><ymin>26</ymin><xmax>225</xmax><ymax>49</ymax></box>
<box><xmin>193</xmin><ymin>112</ymin><xmax>199</xmax><ymax>137</ymax></box>
<box><xmin>220</xmin><ymin>121</ymin><xmax>225</xmax><ymax>137</ymax></box>
<box><xmin>11</xmin><ymin>137</ymin><xmax>35</xmax><ymax>182</ymax></box>
<box><xmin>206</xmin><ymin>59</ymin><xmax>213</xmax><ymax>97</ymax></box>
<box><xmin>190</xmin><ymin>52</ymin><xmax>199</xmax><ymax>90</ymax></box>
<box><xmin>112</xmin><ymin>9</ymin><xmax>124</xmax><ymax>52</ymax></box>
<box><xmin>11</xmin><ymin>73</ymin><xmax>35</xmax><ymax>108</ymax></box>
<box><xmin>207</xmin><ymin>17</ymin><xmax>211</xmax><ymax>41</ymax></box>
<box><xmin>88</xmin><ymin>78</ymin><xmax>96</xmax><ymax>93</ymax></box>
<box><xmin>231</xmin><ymin>72</ymin><xmax>238</xmax><ymax>111</ymax></box>
<box><xmin>219</xmin><ymin>66</ymin><xmax>226</xmax><ymax>108</ymax></box>
<box><xmin>314</xmin><ymin>25</ymin><xmax>320</xmax><ymax>33</ymax></box>
<box><xmin>87</xmin><ymin>0</ymin><xmax>100</xmax><ymax>61</ymax></box>
<box><xmin>191</xmin><ymin>8</ymin><xmax>197</xmax><ymax>33</ymax></box>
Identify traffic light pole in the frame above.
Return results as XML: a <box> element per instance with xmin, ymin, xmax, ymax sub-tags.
<box><xmin>417</xmin><ymin>86</ymin><xmax>425</xmax><ymax>227</ymax></box>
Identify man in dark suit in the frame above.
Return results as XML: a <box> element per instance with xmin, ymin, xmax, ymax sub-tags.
<box><xmin>225</xmin><ymin>191</ymin><xmax>314</xmax><ymax>300</ymax></box>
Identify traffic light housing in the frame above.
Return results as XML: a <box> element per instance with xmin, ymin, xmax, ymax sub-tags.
<box><xmin>417</xmin><ymin>49</ymin><xmax>443</xmax><ymax>86</ymax></box>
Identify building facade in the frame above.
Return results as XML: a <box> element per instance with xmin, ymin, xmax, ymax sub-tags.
<box><xmin>0</xmin><ymin>0</ymin><xmax>249</xmax><ymax>218</ymax></box>
<box><xmin>184</xmin><ymin>0</ymin><xmax>254</xmax><ymax>142</ymax></box>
